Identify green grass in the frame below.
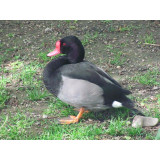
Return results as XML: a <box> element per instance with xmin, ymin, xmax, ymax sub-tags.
<box><xmin>1</xmin><ymin>21</ymin><xmax>159</xmax><ymax>140</ymax></box>
<box><xmin>118</xmin><ymin>24</ymin><xmax>142</xmax><ymax>32</ymax></box>
<box><xmin>118</xmin><ymin>26</ymin><xmax>132</xmax><ymax>32</ymax></box>
<box><xmin>34</xmin><ymin>122</ymin><xmax>106</xmax><ymax>140</ymax></box>
<box><xmin>0</xmin><ymin>88</ymin><xmax>9</xmax><ymax>108</ymax></box>
<box><xmin>82</xmin><ymin>32</ymin><xmax>98</xmax><ymax>46</ymax></box>
<box><xmin>110</xmin><ymin>51</ymin><xmax>125</xmax><ymax>66</ymax></box>
<box><xmin>7</xmin><ymin>33</ymin><xmax>15</xmax><ymax>38</ymax></box>
<box><xmin>133</xmin><ymin>68</ymin><xmax>160</xmax><ymax>86</ymax></box>
<box><xmin>144</xmin><ymin>33</ymin><xmax>156</xmax><ymax>44</ymax></box>
<box><xmin>9</xmin><ymin>60</ymin><xmax>50</xmax><ymax>101</ymax></box>
<box><xmin>0</xmin><ymin>112</ymin><xmax>35</xmax><ymax>140</ymax></box>
<box><xmin>155</xmin><ymin>129</ymin><xmax>160</xmax><ymax>140</ymax></box>
<box><xmin>106</xmin><ymin>118</ymin><xmax>144</xmax><ymax>137</ymax></box>
<box><xmin>102</xmin><ymin>20</ymin><xmax>112</xmax><ymax>24</ymax></box>
<box><xmin>0</xmin><ymin>96</ymin><xmax>158</xmax><ymax>140</ymax></box>
<box><xmin>0</xmin><ymin>76</ymin><xmax>10</xmax><ymax>109</ymax></box>
<box><xmin>26</xmin><ymin>85</ymin><xmax>50</xmax><ymax>101</ymax></box>
<box><xmin>38</xmin><ymin>52</ymin><xmax>51</xmax><ymax>63</ymax></box>
<box><xmin>135</xmin><ymin>95</ymin><xmax>160</xmax><ymax>119</ymax></box>
<box><xmin>107</xmin><ymin>47</ymin><xmax>126</xmax><ymax>66</ymax></box>
<box><xmin>19</xmin><ymin>63</ymin><xmax>39</xmax><ymax>87</ymax></box>
<box><xmin>11</xmin><ymin>60</ymin><xmax>24</xmax><ymax>70</ymax></box>
<box><xmin>43</xmin><ymin>98</ymin><xmax>75</xmax><ymax>117</ymax></box>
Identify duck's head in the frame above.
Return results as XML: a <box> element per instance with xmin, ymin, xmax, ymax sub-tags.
<box><xmin>47</xmin><ymin>36</ymin><xmax>85</xmax><ymax>63</ymax></box>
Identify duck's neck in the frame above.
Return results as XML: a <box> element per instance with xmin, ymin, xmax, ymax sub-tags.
<box><xmin>46</xmin><ymin>55</ymin><xmax>69</xmax><ymax>74</ymax></box>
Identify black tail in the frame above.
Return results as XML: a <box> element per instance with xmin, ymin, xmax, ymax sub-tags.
<box><xmin>121</xmin><ymin>96</ymin><xmax>145</xmax><ymax>116</ymax></box>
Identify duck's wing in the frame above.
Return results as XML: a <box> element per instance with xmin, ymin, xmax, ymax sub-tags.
<box><xmin>86</xmin><ymin>62</ymin><xmax>122</xmax><ymax>88</ymax></box>
<box><xmin>58</xmin><ymin>62</ymin><xmax>132</xmax><ymax>108</ymax></box>
<box><xmin>61</xmin><ymin>61</ymin><xmax>131</xmax><ymax>94</ymax></box>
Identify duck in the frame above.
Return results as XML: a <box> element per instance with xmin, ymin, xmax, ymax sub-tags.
<box><xmin>43</xmin><ymin>36</ymin><xmax>143</xmax><ymax>124</ymax></box>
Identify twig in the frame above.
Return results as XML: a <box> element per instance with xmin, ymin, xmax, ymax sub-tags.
<box><xmin>143</xmin><ymin>43</ymin><xmax>160</xmax><ymax>47</ymax></box>
<box><xmin>0</xmin><ymin>115</ymin><xmax>8</xmax><ymax>130</ymax></box>
<box><xmin>37</xmin><ymin>116</ymin><xmax>59</xmax><ymax>121</ymax></box>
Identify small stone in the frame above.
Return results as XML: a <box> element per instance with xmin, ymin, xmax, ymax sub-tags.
<box><xmin>132</xmin><ymin>116</ymin><xmax>143</xmax><ymax>128</ymax></box>
<box><xmin>45</xmin><ymin>28</ymin><xmax>52</xmax><ymax>33</ymax></box>
<box><xmin>152</xmin><ymin>86</ymin><xmax>158</xmax><ymax>90</ymax></box>
<box><xmin>150</xmin><ymin>96</ymin><xmax>158</xmax><ymax>101</ymax></box>
<box><xmin>132</xmin><ymin>115</ymin><xmax>159</xmax><ymax>128</ymax></box>
<box><xmin>88</xmin><ymin>118</ymin><xmax>93</xmax><ymax>122</ymax></box>
<box><xmin>42</xmin><ymin>114</ymin><xmax>48</xmax><ymax>119</ymax></box>
<box><xmin>35</xmin><ymin>122</ymin><xmax>40</xmax><ymax>125</ymax></box>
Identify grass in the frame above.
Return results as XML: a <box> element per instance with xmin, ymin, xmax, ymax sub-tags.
<box><xmin>0</xmin><ymin>75</ymin><xmax>10</xmax><ymax>109</ymax></box>
<box><xmin>0</xmin><ymin>88</ymin><xmax>9</xmax><ymax>108</ymax></box>
<box><xmin>1</xmin><ymin>102</ymin><xmax>157</xmax><ymax>140</ymax></box>
<box><xmin>107</xmin><ymin>47</ymin><xmax>126</xmax><ymax>66</ymax></box>
<box><xmin>38</xmin><ymin>52</ymin><xmax>51</xmax><ymax>63</ymax></box>
<box><xmin>19</xmin><ymin>63</ymin><xmax>39</xmax><ymax>87</ymax></box>
<box><xmin>1</xmin><ymin>51</ymin><xmax>158</xmax><ymax>140</ymax></box>
<box><xmin>144</xmin><ymin>33</ymin><xmax>156</xmax><ymax>44</ymax></box>
<box><xmin>106</xmin><ymin>117</ymin><xmax>144</xmax><ymax>137</ymax></box>
<box><xmin>0</xmin><ymin>112</ymin><xmax>35</xmax><ymax>140</ymax></box>
<box><xmin>110</xmin><ymin>51</ymin><xmax>125</xmax><ymax>66</ymax></box>
<box><xmin>133</xmin><ymin>68</ymin><xmax>160</xmax><ymax>86</ymax></box>
<box><xmin>135</xmin><ymin>94</ymin><xmax>160</xmax><ymax>119</ymax></box>
<box><xmin>7</xmin><ymin>33</ymin><xmax>15</xmax><ymax>38</ymax></box>
<box><xmin>118</xmin><ymin>24</ymin><xmax>142</xmax><ymax>32</ymax></box>
<box><xmin>82</xmin><ymin>32</ymin><xmax>98</xmax><ymax>46</ymax></box>
<box><xmin>102</xmin><ymin>20</ymin><xmax>112</xmax><ymax>24</ymax></box>
<box><xmin>35</xmin><ymin>123</ymin><xmax>106</xmax><ymax>140</ymax></box>
<box><xmin>11</xmin><ymin>61</ymin><xmax>50</xmax><ymax>101</ymax></box>
<box><xmin>26</xmin><ymin>85</ymin><xmax>50</xmax><ymax>101</ymax></box>
<box><xmin>0</xmin><ymin>20</ymin><xmax>159</xmax><ymax>140</ymax></box>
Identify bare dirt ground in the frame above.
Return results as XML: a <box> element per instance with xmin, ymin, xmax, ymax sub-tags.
<box><xmin>0</xmin><ymin>20</ymin><xmax>160</xmax><ymax>139</ymax></box>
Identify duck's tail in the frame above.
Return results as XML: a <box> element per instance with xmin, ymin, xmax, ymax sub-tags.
<box><xmin>120</xmin><ymin>96</ymin><xmax>145</xmax><ymax>116</ymax></box>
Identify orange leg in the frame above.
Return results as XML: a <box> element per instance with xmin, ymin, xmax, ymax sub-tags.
<box><xmin>58</xmin><ymin>108</ymin><xmax>86</xmax><ymax>124</ymax></box>
<box><xmin>74</xmin><ymin>108</ymin><xmax>89</xmax><ymax>113</ymax></box>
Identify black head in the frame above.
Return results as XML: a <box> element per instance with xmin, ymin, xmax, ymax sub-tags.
<box><xmin>47</xmin><ymin>36</ymin><xmax>85</xmax><ymax>63</ymax></box>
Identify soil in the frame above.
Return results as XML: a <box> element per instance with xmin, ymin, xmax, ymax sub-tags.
<box><xmin>0</xmin><ymin>20</ymin><xmax>160</xmax><ymax>139</ymax></box>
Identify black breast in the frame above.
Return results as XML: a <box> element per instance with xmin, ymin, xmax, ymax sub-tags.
<box><xmin>43</xmin><ymin>56</ymin><xmax>69</xmax><ymax>96</ymax></box>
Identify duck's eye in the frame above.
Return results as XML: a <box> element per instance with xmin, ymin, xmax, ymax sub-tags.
<box><xmin>63</xmin><ymin>43</ymin><xmax>66</xmax><ymax>46</ymax></box>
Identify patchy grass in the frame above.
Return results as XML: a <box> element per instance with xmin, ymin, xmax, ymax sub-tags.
<box><xmin>7</xmin><ymin>33</ymin><xmax>15</xmax><ymax>38</ymax></box>
<box><xmin>0</xmin><ymin>76</ymin><xmax>10</xmax><ymax>109</ymax></box>
<box><xmin>0</xmin><ymin>20</ymin><xmax>160</xmax><ymax>140</ymax></box>
<box><xmin>34</xmin><ymin>123</ymin><xmax>106</xmax><ymax>140</ymax></box>
<box><xmin>107</xmin><ymin>47</ymin><xmax>126</xmax><ymax>66</ymax></box>
<box><xmin>106</xmin><ymin>117</ymin><xmax>144</xmax><ymax>137</ymax></box>
<box><xmin>82</xmin><ymin>32</ymin><xmax>98</xmax><ymax>46</ymax></box>
<box><xmin>0</xmin><ymin>112</ymin><xmax>35</xmax><ymax>140</ymax></box>
<box><xmin>133</xmin><ymin>68</ymin><xmax>160</xmax><ymax>86</ymax></box>
<box><xmin>38</xmin><ymin>52</ymin><xmax>51</xmax><ymax>63</ymax></box>
<box><xmin>26</xmin><ymin>85</ymin><xmax>50</xmax><ymax>101</ymax></box>
<box><xmin>102</xmin><ymin>20</ymin><xmax>112</xmax><ymax>24</ymax></box>
<box><xmin>118</xmin><ymin>24</ymin><xmax>142</xmax><ymax>32</ymax></box>
<box><xmin>19</xmin><ymin>63</ymin><xmax>39</xmax><ymax>87</ymax></box>
<box><xmin>144</xmin><ymin>33</ymin><xmax>156</xmax><ymax>44</ymax></box>
<box><xmin>110</xmin><ymin>51</ymin><xmax>125</xmax><ymax>66</ymax></box>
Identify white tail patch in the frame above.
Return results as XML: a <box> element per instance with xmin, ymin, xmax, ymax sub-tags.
<box><xmin>112</xmin><ymin>101</ymin><xmax>122</xmax><ymax>108</ymax></box>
